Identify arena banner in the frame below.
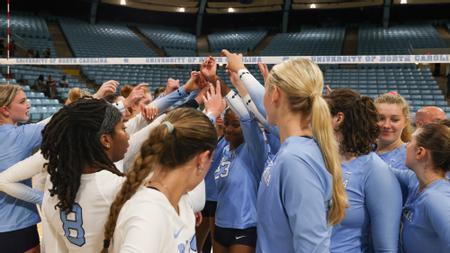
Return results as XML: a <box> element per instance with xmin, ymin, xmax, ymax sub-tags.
<box><xmin>0</xmin><ymin>54</ymin><xmax>449</xmax><ymax>65</ymax></box>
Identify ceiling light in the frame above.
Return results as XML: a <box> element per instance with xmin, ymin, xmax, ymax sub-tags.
<box><xmin>120</xmin><ymin>0</ymin><xmax>126</xmax><ymax>6</ymax></box>
<box><xmin>228</xmin><ymin>7</ymin><xmax>235</xmax><ymax>13</ymax></box>
<box><xmin>400</xmin><ymin>0</ymin><xmax>407</xmax><ymax>4</ymax></box>
<box><xmin>178</xmin><ymin>7</ymin><xmax>185</xmax><ymax>12</ymax></box>
<box><xmin>310</xmin><ymin>3</ymin><xmax>317</xmax><ymax>9</ymax></box>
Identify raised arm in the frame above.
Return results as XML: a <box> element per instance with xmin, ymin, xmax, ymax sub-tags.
<box><xmin>222</xmin><ymin>49</ymin><xmax>266</xmax><ymax>119</ymax></box>
<box><xmin>224</xmin><ymin>89</ymin><xmax>267</xmax><ymax>176</ymax></box>
<box><xmin>227</xmin><ymin>69</ymin><xmax>279</xmax><ymax>137</ymax></box>
<box><xmin>121</xmin><ymin>114</ymin><xmax>167</xmax><ymax>173</ymax></box>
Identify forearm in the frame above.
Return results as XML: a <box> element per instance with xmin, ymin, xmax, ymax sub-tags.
<box><xmin>122</xmin><ymin>114</ymin><xmax>167</xmax><ymax>172</ymax></box>
<box><xmin>238</xmin><ymin>69</ymin><xmax>266</xmax><ymax>118</ymax></box>
<box><xmin>0</xmin><ymin>151</ymin><xmax>47</xmax><ymax>204</ymax></box>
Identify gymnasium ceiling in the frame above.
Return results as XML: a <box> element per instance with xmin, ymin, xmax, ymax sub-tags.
<box><xmin>101</xmin><ymin>0</ymin><xmax>450</xmax><ymax>13</ymax></box>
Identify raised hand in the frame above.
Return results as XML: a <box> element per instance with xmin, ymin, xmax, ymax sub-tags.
<box><xmin>325</xmin><ymin>85</ymin><xmax>333</xmax><ymax>95</ymax></box>
<box><xmin>185</xmin><ymin>71</ymin><xmax>207</xmax><ymax>92</ymax></box>
<box><xmin>93</xmin><ymin>80</ymin><xmax>118</xmax><ymax>99</ymax></box>
<box><xmin>124</xmin><ymin>83</ymin><xmax>147</xmax><ymax>108</ymax></box>
<box><xmin>203</xmin><ymin>80</ymin><xmax>226</xmax><ymax>119</ymax></box>
<box><xmin>221</xmin><ymin>49</ymin><xmax>245</xmax><ymax>73</ymax></box>
<box><xmin>164</xmin><ymin>78</ymin><xmax>180</xmax><ymax>96</ymax></box>
<box><xmin>194</xmin><ymin>86</ymin><xmax>210</xmax><ymax>105</ymax></box>
<box><xmin>258</xmin><ymin>63</ymin><xmax>269</xmax><ymax>83</ymax></box>
<box><xmin>141</xmin><ymin>104</ymin><xmax>159</xmax><ymax>122</ymax></box>
<box><xmin>200</xmin><ymin>56</ymin><xmax>217</xmax><ymax>82</ymax></box>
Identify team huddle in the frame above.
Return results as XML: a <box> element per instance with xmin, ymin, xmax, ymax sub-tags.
<box><xmin>0</xmin><ymin>50</ymin><xmax>449</xmax><ymax>253</ymax></box>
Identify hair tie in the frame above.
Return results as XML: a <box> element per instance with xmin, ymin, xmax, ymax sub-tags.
<box><xmin>309</xmin><ymin>92</ymin><xmax>320</xmax><ymax>101</ymax></box>
<box><xmin>162</xmin><ymin>121</ymin><xmax>174</xmax><ymax>133</ymax></box>
<box><xmin>103</xmin><ymin>239</ymin><xmax>110</xmax><ymax>249</ymax></box>
<box><xmin>388</xmin><ymin>91</ymin><xmax>398</xmax><ymax>95</ymax></box>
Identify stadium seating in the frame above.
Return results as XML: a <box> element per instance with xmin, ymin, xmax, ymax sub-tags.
<box><xmin>81</xmin><ymin>64</ymin><xmax>193</xmax><ymax>90</ymax></box>
<box><xmin>323</xmin><ymin>66</ymin><xmax>450</xmax><ymax>118</ymax></box>
<box><xmin>358</xmin><ymin>24</ymin><xmax>448</xmax><ymax>55</ymax></box>
<box><xmin>0</xmin><ymin>12</ymin><xmax>56</xmax><ymax>57</ymax></box>
<box><xmin>0</xmin><ymin>12</ymin><xmax>50</xmax><ymax>39</ymax></box>
<box><xmin>59</xmin><ymin>18</ymin><xmax>157</xmax><ymax>57</ymax></box>
<box><xmin>2</xmin><ymin>65</ymin><xmax>85</xmax><ymax>89</ymax></box>
<box><xmin>138</xmin><ymin>27</ymin><xmax>196</xmax><ymax>56</ymax></box>
<box><xmin>208</xmin><ymin>30</ymin><xmax>267</xmax><ymax>53</ymax></box>
<box><xmin>262</xmin><ymin>27</ymin><xmax>345</xmax><ymax>56</ymax></box>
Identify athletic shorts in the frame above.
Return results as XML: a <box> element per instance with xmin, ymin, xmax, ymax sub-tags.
<box><xmin>201</xmin><ymin>201</ymin><xmax>217</xmax><ymax>217</ymax></box>
<box><xmin>214</xmin><ymin>225</ymin><xmax>257</xmax><ymax>248</ymax></box>
<box><xmin>0</xmin><ymin>224</ymin><xmax>40</xmax><ymax>253</ymax></box>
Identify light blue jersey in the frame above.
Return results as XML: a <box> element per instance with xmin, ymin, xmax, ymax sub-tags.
<box><xmin>214</xmin><ymin>116</ymin><xmax>266</xmax><ymax>229</ymax></box>
<box><xmin>331</xmin><ymin>152</ymin><xmax>402</xmax><ymax>253</ymax></box>
<box><xmin>205</xmin><ymin>137</ymin><xmax>228</xmax><ymax>202</ymax></box>
<box><xmin>377</xmin><ymin>144</ymin><xmax>408</xmax><ymax>171</ymax></box>
<box><xmin>377</xmin><ymin>144</ymin><xmax>409</xmax><ymax>201</ymax></box>
<box><xmin>0</xmin><ymin>123</ymin><xmax>44</xmax><ymax>232</ymax></box>
<box><xmin>390</xmin><ymin>169</ymin><xmax>450</xmax><ymax>253</ymax></box>
<box><xmin>257</xmin><ymin>136</ymin><xmax>332</xmax><ymax>253</ymax></box>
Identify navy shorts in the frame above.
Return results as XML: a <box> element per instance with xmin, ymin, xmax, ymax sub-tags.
<box><xmin>214</xmin><ymin>225</ymin><xmax>257</xmax><ymax>248</ymax></box>
<box><xmin>201</xmin><ymin>201</ymin><xmax>217</xmax><ymax>217</ymax></box>
<box><xmin>0</xmin><ymin>224</ymin><xmax>40</xmax><ymax>253</ymax></box>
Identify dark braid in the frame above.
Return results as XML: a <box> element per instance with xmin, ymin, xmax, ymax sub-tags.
<box><xmin>41</xmin><ymin>98</ymin><xmax>124</xmax><ymax>213</ymax></box>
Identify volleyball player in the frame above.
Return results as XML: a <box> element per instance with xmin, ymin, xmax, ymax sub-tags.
<box><xmin>390</xmin><ymin>120</ymin><xmax>450</xmax><ymax>253</ymax></box>
<box><xmin>0</xmin><ymin>84</ymin><xmax>45</xmax><ymax>253</ymax></box>
<box><xmin>212</xmin><ymin>78</ymin><xmax>267</xmax><ymax>253</ymax></box>
<box><xmin>222</xmin><ymin>49</ymin><xmax>347</xmax><ymax>253</ymax></box>
<box><xmin>40</xmin><ymin>98</ymin><xmax>128</xmax><ymax>252</ymax></box>
<box><xmin>375</xmin><ymin>92</ymin><xmax>413</xmax><ymax>171</ymax></box>
<box><xmin>325</xmin><ymin>88</ymin><xmax>402</xmax><ymax>253</ymax></box>
<box><xmin>101</xmin><ymin>108</ymin><xmax>218</xmax><ymax>252</ymax></box>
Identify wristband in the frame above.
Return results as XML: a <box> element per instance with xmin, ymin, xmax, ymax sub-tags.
<box><xmin>239</xmin><ymin>71</ymin><xmax>251</xmax><ymax>79</ymax></box>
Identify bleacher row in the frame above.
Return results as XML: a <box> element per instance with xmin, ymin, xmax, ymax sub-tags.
<box><xmin>81</xmin><ymin>65</ymin><xmax>193</xmax><ymax>88</ymax></box>
<box><xmin>358</xmin><ymin>24</ymin><xmax>449</xmax><ymax>55</ymax></box>
<box><xmin>138</xmin><ymin>27</ymin><xmax>197</xmax><ymax>56</ymax></box>
<box><xmin>323</xmin><ymin>67</ymin><xmax>450</xmax><ymax>118</ymax></box>
<box><xmin>1</xmin><ymin>13</ymin><xmax>449</xmax><ymax>122</ymax></box>
<box><xmin>262</xmin><ymin>27</ymin><xmax>345</xmax><ymax>56</ymax></box>
<box><xmin>208</xmin><ymin>30</ymin><xmax>268</xmax><ymax>54</ymax></box>
<box><xmin>2</xmin><ymin>13</ymin><xmax>450</xmax><ymax>58</ymax></box>
<box><xmin>2</xmin><ymin>65</ymin><xmax>86</xmax><ymax>89</ymax></box>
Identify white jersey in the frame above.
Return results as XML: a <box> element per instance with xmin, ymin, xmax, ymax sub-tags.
<box><xmin>42</xmin><ymin>170</ymin><xmax>125</xmax><ymax>253</ymax></box>
<box><xmin>111</xmin><ymin>187</ymin><xmax>197</xmax><ymax>253</ymax></box>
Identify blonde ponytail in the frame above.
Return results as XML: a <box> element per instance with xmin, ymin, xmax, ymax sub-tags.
<box><xmin>268</xmin><ymin>58</ymin><xmax>347</xmax><ymax>225</ymax></box>
<box><xmin>311</xmin><ymin>96</ymin><xmax>347</xmax><ymax>225</ymax></box>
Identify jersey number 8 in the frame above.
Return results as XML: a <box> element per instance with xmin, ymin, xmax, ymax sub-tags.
<box><xmin>60</xmin><ymin>203</ymin><xmax>86</xmax><ymax>246</ymax></box>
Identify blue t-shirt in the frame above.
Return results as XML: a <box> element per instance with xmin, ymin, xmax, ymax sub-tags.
<box><xmin>0</xmin><ymin>123</ymin><xmax>44</xmax><ymax>232</ymax></box>
<box><xmin>214</xmin><ymin>117</ymin><xmax>266</xmax><ymax>229</ymax></box>
<box><xmin>257</xmin><ymin>136</ymin><xmax>332</xmax><ymax>253</ymax></box>
<box><xmin>331</xmin><ymin>152</ymin><xmax>402</xmax><ymax>253</ymax></box>
<box><xmin>205</xmin><ymin>137</ymin><xmax>228</xmax><ymax>202</ymax></box>
<box><xmin>392</xmin><ymin>169</ymin><xmax>450</xmax><ymax>253</ymax></box>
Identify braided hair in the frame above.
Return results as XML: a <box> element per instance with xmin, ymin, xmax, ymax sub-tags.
<box><xmin>101</xmin><ymin>107</ymin><xmax>217</xmax><ymax>252</ymax></box>
<box><xmin>41</xmin><ymin>98</ymin><xmax>124</xmax><ymax>213</ymax></box>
